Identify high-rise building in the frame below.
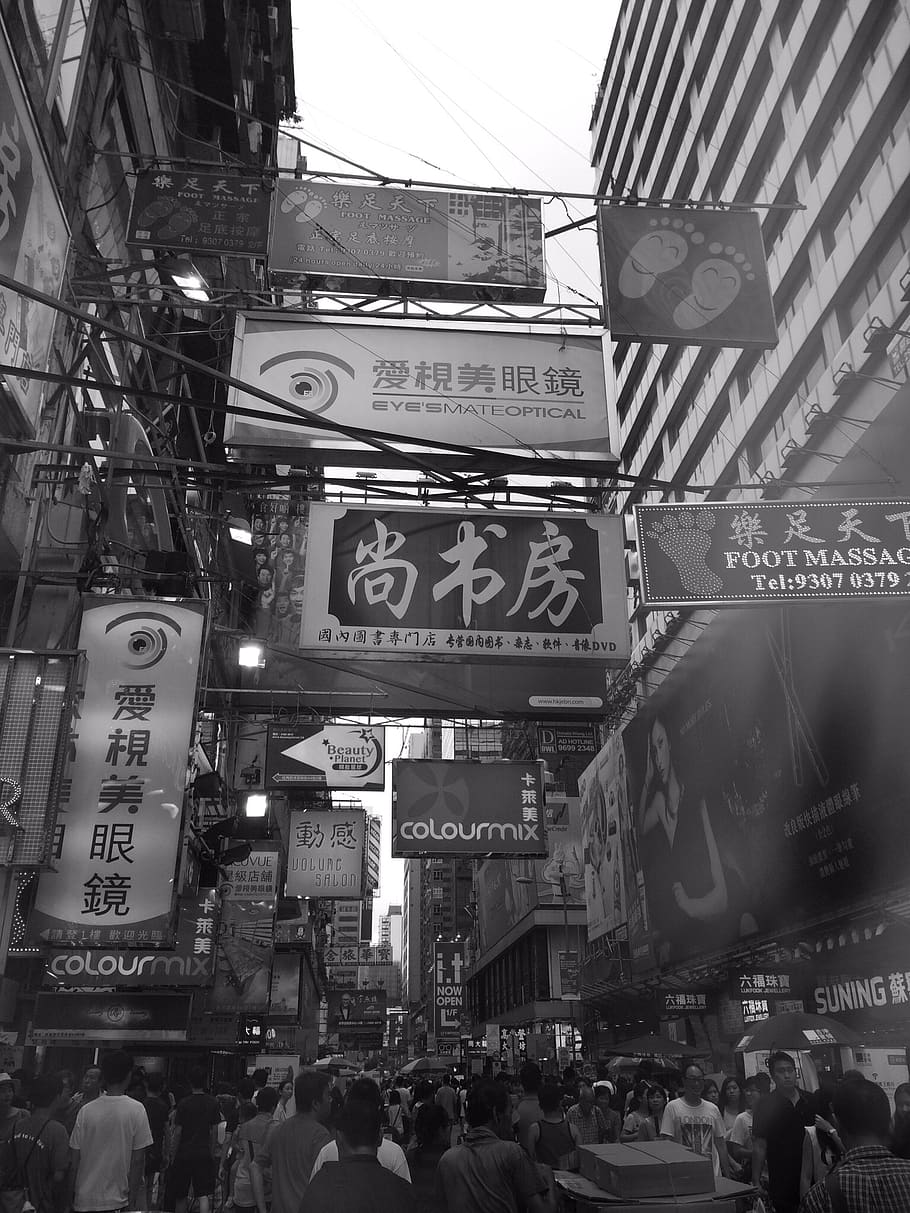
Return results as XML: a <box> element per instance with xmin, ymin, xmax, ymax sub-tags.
<box><xmin>379</xmin><ymin>904</ymin><xmax>403</xmax><ymax>962</ymax></box>
<box><xmin>583</xmin><ymin>0</ymin><xmax>910</xmax><ymax>1056</ymax></box>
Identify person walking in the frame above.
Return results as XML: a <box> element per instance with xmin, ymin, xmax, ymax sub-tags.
<box><xmin>9</xmin><ymin>1075</ymin><xmax>69</xmax><ymax>1213</ymax></box>
<box><xmin>434</xmin><ymin>1077</ymin><xmax>458</xmax><ymax>1147</ymax></box>
<box><xmin>752</xmin><ymin>1051</ymin><xmax>815</xmax><ymax>1213</ymax></box>
<box><xmin>435</xmin><ymin>1080</ymin><xmax>550</xmax><ymax>1213</ymax></box>
<box><xmin>0</xmin><ymin>1071</ymin><xmax>29</xmax><ymax>1213</ymax></box>
<box><xmin>406</xmin><ymin>1105</ymin><xmax>449</xmax><ymax>1213</ymax></box>
<box><xmin>527</xmin><ymin>1083</ymin><xmax>580</xmax><ymax>1171</ymax></box>
<box><xmin>167</xmin><ymin>1066</ymin><xmax>221</xmax><ymax>1213</ymax></box>
<box><xmin>659</xmin><ymin>1063</ymin><xmax>731</xmax><ymax>1183</ymax></box>
<box><xmin>512</xmin><ymin>1064</ymin><xmax>543</xmax><ymax>1156</ymax></box>
<box><xmin>727</xmin><ymin>1076</ymin><xmax>762</xmax><ymax>1181</ymax></box>
<box><xmin>70</xmin><ymin>1051</ymin><xmax>153</xmax><ymax>1213</ymax></box>
<box><xmin>232</xmin><ymin>1087</ymin><xmax>277</xmax><ymax>1213</ymax></box>
<box><xmin>310</xmin><ymin>1080</ymin><xmax>410</xmax><ymax>1180</ymax></box>
<box><xmin>567</xmin><ymin>1083</ymin><xmax>609</xmax><ymax>1146</ymax></box>
<box><xmin>300</xmin><ymin>1090</ymin><xmax>416</xmax><ymax>1213</ymax></box>
<box><xmin>251</xmin><ymin>1072</ymin><xmax>331</xmax><ymax>1213</ymax></box>
<box><xmin>141</xmin><ymin>1073</ymin><xmax>170</xmax><ymax>1208</ymax></box>
<box><xmin>800</xmin><ymin>1078</ymin><xmax>910</xmax><ymax>1212</ymax></box>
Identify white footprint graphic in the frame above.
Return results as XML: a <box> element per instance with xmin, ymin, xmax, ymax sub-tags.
<box><xmin>280</xmin><ymin>187</ymin><xmax>325</xmax><ymax>224</ymax></box>
<box><xmin>672</xmin><ymin>242</ymin><xmax>754</xmax><ymax>329</ymax></box>
<box><xmin>618</xmin><ymin>217</ymin><xmax>703</xmax><ymax>298</ymax></box>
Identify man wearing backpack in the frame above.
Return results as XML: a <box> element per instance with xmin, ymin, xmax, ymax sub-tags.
<box><xmin>0</xmin><ymin>1072</ymin><xmax>29</xmax><ymax>1213</ymax></box>
<box><xmin>10</xmin><ymin>1075</ymin><xmax>69</xmax><ymax>1213</ymax></box>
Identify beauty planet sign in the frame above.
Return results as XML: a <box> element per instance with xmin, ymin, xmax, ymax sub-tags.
<box><xmin>392</xmin><ymin>759</ymin><xmax>547</xmax><ymax>857</ymax></box>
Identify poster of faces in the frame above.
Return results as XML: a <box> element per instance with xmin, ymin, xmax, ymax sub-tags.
<box><xmin>250</xmin><ymin>499</ymin><xmax>308</xmax><ymax>647</ymax></box>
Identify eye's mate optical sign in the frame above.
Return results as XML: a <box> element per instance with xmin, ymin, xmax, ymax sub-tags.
<box><xmin>635</xmin><ymin>501</ymin><xmax>910</xmax><ymax>608</ymax></box>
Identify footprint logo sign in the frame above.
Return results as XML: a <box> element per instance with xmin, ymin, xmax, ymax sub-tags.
<box><xmin>600</xmin><ymin>206</ymin><xmax>777</xmax><ymax>348</ymax></box>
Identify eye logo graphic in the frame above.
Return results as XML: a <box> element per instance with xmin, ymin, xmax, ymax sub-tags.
<box><xmin>406</xmin><ymin>765</ymin><xmax>470</xmax><ymax>821</ymax></box>
<box><xmin>259</xmin><ymin>351</ymin><xmax>356</xmax><ymax>416</ymax></box>
<box><xmin>103</xmin><ymin>611</ymin><xmax>184</xmax><ymax>669</ymax></box>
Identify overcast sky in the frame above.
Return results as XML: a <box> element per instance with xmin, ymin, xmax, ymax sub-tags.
<box><xmin>289</xmin><ymin>1</ymin><xmax>621</xmax><ymax>928</ymax></box>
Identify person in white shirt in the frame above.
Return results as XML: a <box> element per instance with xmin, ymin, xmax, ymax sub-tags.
<box><xmin>70</xmin><ymin>1051</ymin><xmax>153</xmax><ymax>1212</ymax></box>
<box><xmin>310</xmin><ymin>1079</ymin><xmax>411</xmax><ymax>1183</ymax></box>
<box><xmin>659</xmin><ymin>1063</ymin><xmax>731</xmax><ymax>1183</ymax></box>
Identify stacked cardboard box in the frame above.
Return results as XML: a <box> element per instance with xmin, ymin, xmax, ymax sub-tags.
<box><xmin>569</xmin><ymin>1142</ymin><xmax>752</xmax><ymax>1210</ymax></box>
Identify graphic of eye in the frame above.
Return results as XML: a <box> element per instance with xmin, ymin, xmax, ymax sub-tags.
<box><xmin>259</xmin><ymin>351</ymin><xmax>356</xmax><ymax>415</ymax></box>
<box><xmin>103</xmin><ymin>611</ymin><xmax>183</xmax><ymax>669</ymax></box>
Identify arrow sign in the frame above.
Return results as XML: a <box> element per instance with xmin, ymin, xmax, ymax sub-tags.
<box><xmin>266</xmin><ymin>724</ymin><xmax>386</xmax><ymax>791</ymax></box>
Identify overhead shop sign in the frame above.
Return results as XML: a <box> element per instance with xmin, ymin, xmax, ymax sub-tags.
<box><xmin>224</xmin><ymin>315</ymin><xmax>614</xmax><ymax>461</ymax></box>
<box><xmin>219</xmin><ymin>842</ymin><xmax>280</xmax><ymax>904</ymax></box>
<box><xmin>266</xmin><ymin>723</ymin><xmax>385</xmax><ymax>791</ymax></box>
<box><xmin>598</xmin><ymin>205</ymin><xmax>776</xmax><ymax>348</ymax></box>
<box><xmin>286</xmin><ymin>808</ymin><xmax>365</xmax><ymax>898</ymax></box>
<box><xmin>392</xmin><ymin>759</ymin><xmax>547</xmax><ymax>857</ymax></box>
<box><xmin>433</xmin><ymin>942</ymin><xmax>465</xmax><ymax>1042</ymax></box>
<box><xmin>44</xmin><ymin>891</ymin><xmax>217</xmax><ymax>988</ymax></box>
<box><xmin>0</xmin><ymin>20</ymin><xmax>70</xmax><ymax>433</ymax></box>
<box><xmin>30</xmin><ymin>992</ymin><xmax>191</xmax><ymax>1042</ymax></box>
<box><xmin>299</xmin><ymin>504</ymin><xmax>630</xmax><ymax>663</ymax></box>
<box><xmin>28</xmin><ymin>598</ymin><xmax>206</xmax><ymax>947</ymax></box>
<box><xmin>268</xmin><ymin>181</ymin><xmax>546</xmax><ymax>301</ymax></box>
<box><xmin>635</xmin><ymin>500</ymin><xmax>910</xmax><ymax>608</ymax></box>
<box><xmin>126</xmin><ymin>170</ymin><xmax>271</xmax><ymax>256</ymax></box>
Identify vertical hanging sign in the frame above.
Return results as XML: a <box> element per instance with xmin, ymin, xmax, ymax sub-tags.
<box><xmin>29</xmin><ymin>598</ymin><xmax>206</xmax><ymax>946</ymax></box>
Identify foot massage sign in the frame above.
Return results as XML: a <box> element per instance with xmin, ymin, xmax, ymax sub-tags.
<box><xmin>597</xmin><ymin>206</ymin><xmax>777</xmax><ymax>348</ymax></box>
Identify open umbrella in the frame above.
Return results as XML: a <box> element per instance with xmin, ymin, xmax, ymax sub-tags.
<box><xmin>398</xmin><ymin>1056</ymin><xmax>450</xmax><ymax>1075</ymax></box>
<box><xmin>734</xmin><ymin>1011</ymin><xmax>860</xmax><ymax>1051</ymax></box>
<box><xmin>607</xmin><ymin>1033</ymin><xmax>710</xmax><ymax>1058</ymax></box>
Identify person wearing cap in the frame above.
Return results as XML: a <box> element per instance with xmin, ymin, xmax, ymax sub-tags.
<box><xmin>0</xmin><ymin>1072</ymin><xmax>29</xmax><ymax>1213</ymax></box>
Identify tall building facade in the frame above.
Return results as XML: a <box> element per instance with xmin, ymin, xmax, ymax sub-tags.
<box><xmin>584</xmin><ymin>0</ymin><xmax>910</xmax><ymax>1063</ymax></box>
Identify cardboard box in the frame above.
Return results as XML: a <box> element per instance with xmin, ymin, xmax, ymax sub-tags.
<box><xmin>578</xmin><ymin>1141</ymin><xmax>715</xmax><ymax>1199</ymax></box>
<box><xmin>557</xmin><ymin>1170</ymin><xmax>752</xmax><ymax>1210</ymax></box>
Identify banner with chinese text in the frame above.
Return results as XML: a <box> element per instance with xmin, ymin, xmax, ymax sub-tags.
<box><xmin>29</xmin><ymin>599</ymin><xmax>206</xmax><ymax>946</ymax></box>
<box><xmin>300</xmin><ymin>505</ymin><xmax>629</xmax><ymax>663</ymax></box>
<box><xmin>392</xmin><ymin>759</ymin><xmax>547</xmax><ymax>857</ymax></box>
<box><xmin>636</xmin><ymin>501</ymin><xmax>910</xmax><ymax>607</ymax></box>
<box><xmin>127</xmin><ymin>170</ymin><xmax>271</xmax><ymax>256</ymax></box>
<box><xmin>286</xmin><ymin>808</ymin><xmax>365</xmax><ymax>898</ymax></box>
<box><xmin>268</xmin><ymin>182</ymin><xmax>545</xmax><ymax>301</ymax></box>
<box><xmin>598</xmin><ymin>206</ymin><xmax>776</xmax><ymax>347</ymax></box>
<box><xmin>225</xmin><ymin>316</ymin><xmax>614</xmax><ymax>460</ymax></box>
<box><xmin>325</xmin><ymin>988</ymin><xmax>386</xmax><ymax>1051</ymax></box>
<box><xmin>44</xmin><ymin>891</ymin><xmax>217</xmax><ymax>987</ymax></box>
<box><xmin>208</xmin><ymin>850</ymin><xmax>277</xmax><ymax>1013</ymax></box>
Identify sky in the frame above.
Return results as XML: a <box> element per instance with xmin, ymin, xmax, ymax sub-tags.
<box><xmin>288</xmin><ymin>1</ymin><xmax>621</xmax><ymax>928</ymax></box>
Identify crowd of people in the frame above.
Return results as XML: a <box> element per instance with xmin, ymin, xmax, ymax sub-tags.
<box><xmin>2</xmin><ymin>1053</ymin><xmax>910</xmax><ymax>1213</ymax></box>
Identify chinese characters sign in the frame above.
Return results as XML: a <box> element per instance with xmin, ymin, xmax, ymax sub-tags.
<box><xmin>664</xmin><ymin>993</ymin><xmax>708</xmax><ymax>1013</ymax></box>
<box><xmin>225</xmin><ymin>316</ymin><xmax>614</xmax><ymax>461</ymax></box>
<box><xmin>0</xmin><ymin>22</ymin><xmax>70</xmax><ymax>433</ymax></box>
<box><xmin>268</xmin><ymin>182</ymin><xmax>545</xmax><ymax>302</ymax></box>
<box><xmin>300</xmin><ymin>504</ymin><xmax>629</xmax><ymax>662</ymax></box>
<box><xmin>598</xmin><ymin>205</ymin><xmax>776</xmax><ymax>348</ymax></box>
<box><xmin>266</xmin><ymin>723</ymin><xmax>385</xmax><ymax>791</ymax></box>
<box><xmin>635</xmin><ymin>501</ymin><xmax>910</xmax><ymax>607</ymax></box>
<box><xmin>740</xmin><ymin>974</ymin><xmax>791</xmax><ymax>997</ymax></box>
<box><xmin>392</xmin><ymin>759</ymin><xmax>547</xmax><ymax>857</ymax></box>
<box><xmin>44</xmin><ymin>892</ymin><xmax>218</xmax><ymax>987</ymax></box>
<box><xmin>286</xmin><ymin>808</ymin><xmax>365</xmax><ymax>898</ymax></box>
<box><xmin>127</xmin><ymin>170</ymin><xmax>271</xmax><ymax>256</ymax></box>
<box><xmin>433</xmin><ymin>942</ymin><xmax>464</xmax><ymax>1041</ymax></box>
<box><xmin>325</xmin><ymin>988</ymin><xmax>386</xmax><ymax>1049</ymax></box>
<box><xmin>220</xmin><ymin>842</ymin><xmax>280</xmax><ymax>903</ymax></box>
<box><xmin>29</xmin><ymin>598</ymin><xmax>206</xmax><ymax>947</ymax></box>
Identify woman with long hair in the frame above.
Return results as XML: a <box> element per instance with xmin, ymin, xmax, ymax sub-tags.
<box><xmin>718</xmin><ymin>1076</ymin><xmax>746</xmax><ymax>1133</ymax></box>
<box><xmin>620</xmin><ymin>1081</ymin><xmax>650</xmax><ymax>1142</ymax></box>
<box><xmin>636</xmin><ymin>1085</ymin><xmax>668</xmax><ymax>1142</ymax></box>
<box><xmin>702</xmin><ymin>1078</ymin><xmax>720</xmax><ymax>1107</ymax></box>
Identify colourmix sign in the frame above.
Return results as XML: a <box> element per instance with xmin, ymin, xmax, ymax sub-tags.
<box><xmin>392</xmin><ymin>760</ymin><xmax>547</xmax><ymax>857</ymax></box>
<box><xmin>225</xmin><ymin>315</ymin><xmax>614</xmax><ymax>461</ymax></box>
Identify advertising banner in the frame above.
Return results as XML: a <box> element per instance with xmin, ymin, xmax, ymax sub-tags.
<box><xmin>219</xmin><ymin>842</ymin><xmax>280</xmax><ymax>903</ymax></box>
<box><xmin>286</xmin><ymin>808</ymin><xmax>365</xmax><ymax>898</ymax></box>
<box><xmin>266</xmin><ymin>723</ymin><xmax>385</xmax><ymax>790</ymax></box>
<box><xmin>635</xmin><ymin>500</ymin><xmax>910</xmax><ymax>608</ymax></box>
<box><xmin>300</xmin><ymin>505</ymin><xmax>629</xmax><ymax>663</ymax></box>
<box><xmin>45</xmin><ymin>891</ymin><xmax>218</xmax><ymax>988</ymax></box>
<box><xmin>29</xmin><ymin>598</ymin><xmax>206</xmax><ymax>947</ymax></box>
<box><xmin>535</xmin><ymin>722</ymin><xmax>599</xmax><ymax>757</ymax></box>
<box><xmin>616</xmin><ymin>600</ymin><xmax>910</xmax><ymax>969</ymax></box>
<box><xmin>433</xmin><ymin>942</ymin><xmax>465</xmax><ymax>1042</ymax></box>
<box><xmin>558</xmin><ymin>950</ymin><xmax>580</xmax><ymax>999</ymax></box>
<box><xmin>325</xmin><ymin>988</ymin><xmax>386</xmax><ymax>1049</ymax></box>
<box><xmin>268</xmin><ymin>182</ymin><xmax>545</xmax><ymax>301</ymax></box>
<box><xmin>268</xmin><ymin>954</ymin><xmax>300</xmax><ymax>1019</ymax></box>
<box><xmin>598</xmin><ymin>205</ymin><xmax>776</xmax><ymax>347</ymax></box>
<box><xmin>392</xmin><ymin>760</ymin><xmax>547</xmax><ymax>857</ymax></box>
<box><xmin>30</xmin><ymin>992</ymin><xmax>191</xmax><ymax>1042</ymax></box>
<box><xmin>225</xmin><ymin>315</ymin><xmax>613</xmax><ymax>459</ymax></box>
<box><xmin>127</xmin><ymin>170</ymin><xmax>271</xmax><ymax>256</ymax></box>
<box><xmin>0</xmin><ymin>22</ymin><xmax>70</xmax><ymax>432</ymax></box>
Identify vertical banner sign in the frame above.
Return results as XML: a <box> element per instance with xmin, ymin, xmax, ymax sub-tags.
<box><xmin>598</xmin><ymin>205</ymin><xmax>776</xmax><ymax>348</ymax></box>
<box><xmin>433</xmin><ymin>941</ymin><xmax>465</xmax><ymax>1042</ymax></box>
<box><xmin>29</xmin><ymin>598</ymin><xmax>206</xmax><ymax>947</ymax></box>
<box><xmin>285</xmin><ymin>808</ymin><xmax>366</xmax><ymax>898</ymax></box>
<box><xmin>209</xmin><ymin>846</ymin><xmax>278</xmax><ymax>1014</ymax></box>
<box><xmin>0</xmin><ymin>21</ymin><xmax>70</xmax><ymax>433</ymax></box>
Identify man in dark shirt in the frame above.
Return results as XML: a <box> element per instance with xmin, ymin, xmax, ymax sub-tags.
<box><xmin>752</xmin><ymin>1051</ymin><xmax>814</xmax><ymax>1213</ymax></box>
<box><xmin>801</xmin><ymin>1077</ymin><xmax>910</xmax><ymax>1212</ymax></box>
<box><xmin>169</xmin><ymin>1066</ymin><xmax>221</xmax><ymax>1213</ymax></box>
<box><xmin>142</xmin><ymin>1073</ymin><xmax>170</xmax><ymax>1200</ymax></box>
<box><xmin>11</xmin><ymin>1075</ymin><xmax>69</xmax><ymax>1213</ymax></box>
<box><xmin>300</xmin><ymin>1091</ymin><xmax>416</xmax><ymax>1213</ymax></box>
<box><xmin>436</xmin><ymin>1080</ymin><xmax>550</xmax><ymax>1213</ymax></box>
